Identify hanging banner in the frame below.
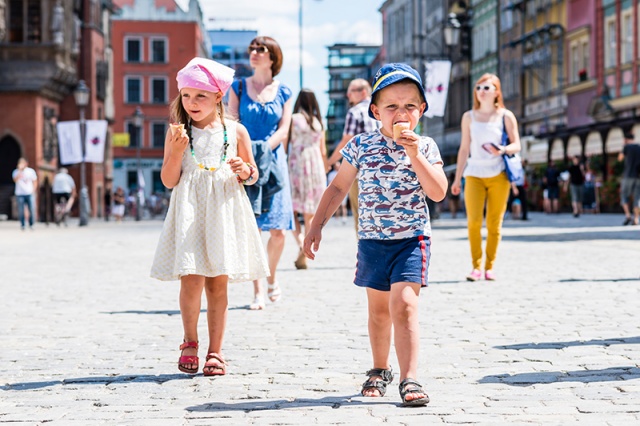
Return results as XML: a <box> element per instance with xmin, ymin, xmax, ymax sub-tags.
<box><xmin>84</xmin><ymin>120</ymin><xmax>108</xmax><ymax>163</ymax></box>
<box><xmin>423</xmin><ymin>60</ymin><xmax>452</xmax><ymax>118</ymax></box>
<box><xmin>56</xmin><ymin>120</ymin><xmax>83</xmax><ymax>165</ymax></box>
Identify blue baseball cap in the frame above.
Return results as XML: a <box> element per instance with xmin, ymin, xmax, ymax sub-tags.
<box><xmin>368</xmin><ymin>63</ymin><xmax>429</xmax><ymax>118</ymax></box>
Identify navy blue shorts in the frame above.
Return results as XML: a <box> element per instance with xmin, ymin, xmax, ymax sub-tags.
<box><xmin>354</xmin><ymin>236</ymin><xmax>431</xmax><ymax>291</ymax></box>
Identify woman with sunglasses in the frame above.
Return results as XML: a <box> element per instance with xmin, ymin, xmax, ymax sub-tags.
<box><xmin>228</xmin><ymin>36</ymin><xmax>294</xmax><ymax>310</ymax></box>
<box><xmin>450</xmin><ymin>74</ymin><xmax>521</xmax><ymax>282</ymax></box>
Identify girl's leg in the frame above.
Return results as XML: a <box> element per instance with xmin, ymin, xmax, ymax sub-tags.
<box><xmin>484</xmin><ymin>174</ymin><xmax>511</xmax><ymax>271</ymax></box>
<box><xmin>203</xmin><ymin>275</ymin><xmax>228</xmax><ymax>374</ymax></box>
<box><xmin>265</xmin><ymin>229</ymin><xmax>286</xmax><ymax>285</ymax></box>
<box><xmin>363</xmin><ymin>287</ymin><xmax>392</xmax><ymax>397</ymax></box>
<box><xmin>179</xmin><ymin>274</ymin><xmax>205</xmax><ymax>370</ymax></box>
<box><xmin>389</xmin><ymin>281</ymin><xmax>426</xmax><ymax>402</ymax></box>
<box><xmin>291</xmin><ymin>211</ymin><xmax>303</xmax><ymax>250</ymax></box>
<box><xmin>463</xmin><ymin>176</ymin><xmax>487</xmax><ymax>270</ymax></box>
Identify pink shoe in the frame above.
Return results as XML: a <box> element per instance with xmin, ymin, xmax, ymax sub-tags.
<box><xmin>485</xmin><ymin>270</ymin><xmax>496</xmax><ymax>281</ymax></box>
<box><xmin>466</xmin><ymin>269</ymin><xmax>482</xmax><ymax>281</ymax></box>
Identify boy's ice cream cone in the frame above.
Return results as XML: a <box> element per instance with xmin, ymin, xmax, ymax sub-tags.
<box><xmin>393</xmin><ymin>122</ymin><xmax>410</xmax><ymax>141</ymax></box>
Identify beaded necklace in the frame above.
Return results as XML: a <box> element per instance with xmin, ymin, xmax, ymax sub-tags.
<box><xmin>188</xmin><ymin>123</ymin><xmax>228</xmax><ymax>171</ymax></box>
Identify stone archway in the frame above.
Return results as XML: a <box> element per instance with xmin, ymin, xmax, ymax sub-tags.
<box><xmin>0</xmin><ymin>135</ymin><xmax>21</xmax><ymax>219</ymax></box>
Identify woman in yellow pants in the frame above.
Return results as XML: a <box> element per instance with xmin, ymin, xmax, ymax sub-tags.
<box><xmin>451</xmin><ymin>74</ymin><xmax>521</xmax><ymax>281</ymax></box>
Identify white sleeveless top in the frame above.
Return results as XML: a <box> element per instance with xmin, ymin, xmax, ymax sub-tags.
<box><xmin>463</xmin><ymin>110</ymin><xmax>506</xmax><ymax>178</ymax></box>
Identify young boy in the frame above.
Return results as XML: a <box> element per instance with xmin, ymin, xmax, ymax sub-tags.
<box><xmin>303</xmin><ymin>63</ymin><xmax>447</xmax><ymax>407</ymax></box>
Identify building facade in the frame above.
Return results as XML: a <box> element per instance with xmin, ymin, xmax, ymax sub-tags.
<box><xmin>325</xmin><ymin>43</ymin><xmax>380</xmax><ymax>150</ymax></box>
<box><xmin>0</xmin><ymin>0</ymin><xmax>115</xmax><ymax>222</ymax></box>
<box><xmin>209</xmin><ymin>29</ymin><xmax>257</xmax><ymax>80</ymax></box>
<box><xmin>111</xmin><ymin>0</ymin><xmax>209</xmax><ymax>200</ymax></box>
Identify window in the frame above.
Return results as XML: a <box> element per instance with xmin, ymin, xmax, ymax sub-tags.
<box><xmin>152</xmin><ymin>122</ymin><xmax>166</xmax><ymax>148</ymax></box>
<box><xmin>604</xmin><ymin>16</ymin><xmax>617</xmax><ymax>68</ymax></box>
<box><xmin>569</xmin><ymin>35</ymin><xmax>590</xmax><ymax>83</ymax></box>
<box><xmin>621</xmin><ymin>10</ymin><xmax>633</xmax><ymax>64</ymax></box>
<box><xmin>150</xmin><ymin>38</ymin><xmax>167</xmax><ymax>63</ymax></box>
<box><xmin>125</xmin><ymin>37</ymin><xmax>142</xmax><ymax>62</ymax></box>
<box><xmin>126</xmin><ymin>77</ymin><xmax>142</xmax><ymax>103</ymax></box>
<box><xmin>8</xmin><ymin>0</ymin><xmax>42</xmax><ymax>42</ymax></box>
<box><xmin>150</xmin><ymin>78</ymin><xmax>167</xmax><ymax>104</ymax></box>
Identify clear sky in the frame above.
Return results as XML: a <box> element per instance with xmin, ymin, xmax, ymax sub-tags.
<box><xmin>177</xmin><ymin>0</ymin><xmax>383</xmax><ymax>119</ymax></box>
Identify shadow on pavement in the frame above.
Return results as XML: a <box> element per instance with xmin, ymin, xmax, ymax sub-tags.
<box><xmin>495</xmin><ymin>336</ymin><xmax>640</xmax><ymax>350</ymax></box>
<box><xmin>559</xmin><ymin>277</ymin><xmax>640</xmax><ymax>283</ymax></box>
<box><xmin>102</xmin><ymin>309</ymin><xmax>201</xmax><ymax>316</ymax></box>
<box><xmin>187</xmin><ymin>396</ymin><xmax>401</xmax><ymax>412</ymax></box>
<box><xmin>501</xmin><ymin>229</ymin><xmax>640</xmax><ymax>242</ymax></box>
<box><xmin>479</xmin><ymin>366</ymin><xmax>640</xmax><ymax>386</ymax></box>
<box><xmin>1</xmin><ymin>373</ymin><xmax>194</xmax><ymax>391</ymax></box>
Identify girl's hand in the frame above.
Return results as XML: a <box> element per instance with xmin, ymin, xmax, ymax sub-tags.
<box><xmin>228</xmin><ymin>156</ymin><xmax>249</xmax><ymax>176</ymax></box>
<box><xmin>167</xmin><ymin>128</ymin><xmax>189</xmax><ymax>157</ymax></box>
<box><xmin>451</xmin><ymin>180</ymin><xmax>461</xmax><ymax>196</ymax></box>
<box><xmin>395</xmin><ymin>130</ymin><xmax>420</xmax><ymax>158</ymax></box>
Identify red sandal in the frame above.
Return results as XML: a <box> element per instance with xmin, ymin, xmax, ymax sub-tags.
<box><xmin>203</xmin><ymin>352</ymin><xmax>226</xmax><ymax>376</ymax></box>
<box><xmin>178</xmin><ymin>341</ymin><xmax>199</xmax><ymax>374</ymax></box>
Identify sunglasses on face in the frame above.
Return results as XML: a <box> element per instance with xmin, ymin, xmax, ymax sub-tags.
<box><xmin>476</xmin><ymin>85</ymin><xmax>496</xmax><ymax>92</ymax></box>
<box><xmin>247</xmin><ymin>45</ymin><xmax>269</xmax><ymax>54</ymax></box>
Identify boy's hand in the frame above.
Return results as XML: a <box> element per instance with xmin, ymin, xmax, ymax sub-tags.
<box><xmin>395</xmin><ymin>129</ymin><xmax>420</xmax><ymax>158</ymax></box>
<box><xmin>303</xmin><ymin>226</ymin><xmax>322</xmax><ymax>260</ymax></box>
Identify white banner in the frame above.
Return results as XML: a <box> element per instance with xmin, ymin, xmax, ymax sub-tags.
<box><xmin>84</xmin><ymin>120</ymin><xmax>108</xmax><ymax>163</ymax></box>
<box><xmin>56</xmin><ymin>120</ymin><xmax>83</xmax><ymax>165</ymax></box>
<box><xmin>424</xmin><ymin>60</ymin><xmax>452</xmax><ymax>118</ymax></box>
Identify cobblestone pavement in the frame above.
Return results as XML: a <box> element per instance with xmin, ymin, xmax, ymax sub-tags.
<box><xmin>1</xmin><ymin>212</ymin><xmax>639</xmax><ymax>425</ymax></box>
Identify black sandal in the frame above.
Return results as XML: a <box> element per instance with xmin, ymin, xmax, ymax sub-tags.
<box><xmin>398</xmin><ymin>378</ymin><xmax>429</xmax><ymax>407</ymax></box>
<box><xmin>361</xmin><ymin>367</ymin><xmax>394</xmax><ymax>397</ymax></box>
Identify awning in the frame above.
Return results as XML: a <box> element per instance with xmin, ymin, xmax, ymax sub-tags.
<box><xmin>525</xmin><ymin>139</ymin><xmax>548</xmax><ymax>164</ymax></box>
<box><xmin>605</xmin><ymin>128</ymin><xmax>623</xmax><ymax>154</ymax></box>
<box><xmin>567</xmin><ymin>136</ymin><xmax>581</xmax><ymax>157</ymax></box>
<box><xmin>550</xmin><ymin>138</ymin><xmax>564</xmax><ymax>160</ymax></box>
<box><xmin>584</xmin><ymin>132</ymin><xmax>602</xmax><ymax>156</ymax></box>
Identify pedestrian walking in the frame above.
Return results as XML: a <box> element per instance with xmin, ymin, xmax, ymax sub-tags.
<box><xmin>287</xmin><ymin>89</ymin><xmax>327</xmax><ymax>270</ymax></box>
<box><xmin>12</xmin><ymin>157</ymin><xmax>38</xmax><ymax>230</ymax></box>
<box><xmin>326</xmin><ymin>78</ymin><xmax>380</xmax><ymax>233</ymax></box>
<box><xmin>112</xmin><ymin>186</ymin><xmax>125</xmax><ymax>222</ymax></box>
<box><xmin>451</xmin><ymin>73</ymin><xmax>522</xmax><ymax>281</ymax></box>
<box><xmin>150</xmin><ymin>57</ymin><xmax>269</xmax><ymax>376</ymax></box>
<box><xmin>619</xmin><ymin>131</ymin><xmax>640</xmax><ymax>225</ymax></box>
<box><xmin>506</xmin><ymin>159</ymin><xmax>528</xmax><ymax>220</ymax></box>
<box><xmin>565</xmin><ymin>155</ymin><xmax>585</xmax><ymax>218</ymax></box>
<box><xmin>304</xmin><ymin>63</ymin><xmax>447</xmax><ymax>407</ymax></box>
<box><xmin>543</xmin><ymin>160</ymin><xmax>561</xmax><ymax>213</ymax></box>
<box><xmin>51</xmin><ymin>167</ymin><xmax>76</xmax><ymax>226</ymax></box>
<box><xmin>228</xmin><ymin>36</ymin><xmax>293</xmax><ymax>310</ymax></box>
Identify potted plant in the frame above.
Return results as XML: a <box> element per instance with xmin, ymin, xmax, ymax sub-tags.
<box><xmin>578</xmin><ymin>68</ymin><xmax>588</xmax><ymax>82</ymax></box>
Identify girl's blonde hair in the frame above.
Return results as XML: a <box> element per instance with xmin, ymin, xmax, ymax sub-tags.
<box><xmin>473</xmin><ymin>73</ymin><xmax>505</xmax><ymax>110</ymax></box>
<box><xmin>169</xmin><ymin>92</ymin><xmax>227</xmax><ymax>138</ymax></box>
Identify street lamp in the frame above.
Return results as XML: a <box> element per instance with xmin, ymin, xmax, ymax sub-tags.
<box><xmin>73</xmin><ymin>80</ymin><xmax>90</xmax><ymax>227</ymax></box>
<box><xmin>298</xmin><ymin>0</ymin><xmax>322</xmax><ymax>88</ymax></box>
<box><xmin>132</xmin><ymin>106</ymin><xmax>144</xmax><ymax>221</ymax></box>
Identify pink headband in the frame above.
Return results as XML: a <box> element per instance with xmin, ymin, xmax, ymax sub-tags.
<box><xmin>176</xmin><ymin>57</ymin><xmax>235</xmax><ymax>95</ymax></box>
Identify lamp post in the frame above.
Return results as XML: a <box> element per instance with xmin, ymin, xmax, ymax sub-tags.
<box><xmin>132</xmin><ymin>106</ymin><xmax>144</xmax><ymax>221</ymax></box>
<box><xmin>73</xmin><ymin>80</ymin><xmax>90</xmax><ymax>227</ymax></box>
<box><xmin>298</xmin><ymin>0</ymin><xmax>321</xmax><ymax>89</ymax></box>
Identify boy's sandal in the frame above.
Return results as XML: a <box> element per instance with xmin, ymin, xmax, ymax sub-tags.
<box><xmin>203</xmin><ymin>352</ymin><xmax>227</xmax><ymax>377</ymax></box>
<box><xmin>361</xmin><ymin>367</ymin><xmax>394</xmax><ymax>397</ymax></box>
<box><xmin>267</xmin><ymin>281</ymin><xmax>282</xmax><ymax>303</ymax></box>
<box><xmin>178</xmin><ymin>341</ymin><xmax>199</xmax><ymax>374</ymax></box>
<box><xmin>398</xmin><ymin>378</ymin><xmax>429</xmax><ymax>407</ymax></box>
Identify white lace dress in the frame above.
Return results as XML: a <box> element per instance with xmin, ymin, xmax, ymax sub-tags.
<box><xmin>150</xmin><ymin>121</ymin><xmax>269</xmax><ymax>282</ymax></box>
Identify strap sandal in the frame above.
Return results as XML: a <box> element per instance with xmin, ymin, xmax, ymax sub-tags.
<box><xmin>178</xmin><ymin>341</ymin><xmax>199</xmax><ymax>374</ymax></box>
<box><xmin>203</xmin><ymin>352</ymin><xmax>227</xmax><ymax>376</ymax></box>
<box><xmin>267</xmin><ymin>281</ymin><xmax>282</xmax><ymax>303</ymax></box>
<box><xmin>249</xmin><ymin>295</ymin><xmax>265</xmax><ymax>310</ymax></box>
<box><xmin>398</xmin><ymin>378</ymin><xmax>429</xmax><ymax>407</ymax></box>
<box><xmin>361</xmin><ymin>367</ymin><xmax>394</xmax><ymax>397</ymax></box>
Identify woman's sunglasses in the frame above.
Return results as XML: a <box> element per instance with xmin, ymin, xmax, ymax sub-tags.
<box><xmin>247</xmin><ymin>45</ymin><xmax>269</xmax><ymax>54</ymax></box>
<box><xmin>475</xmin><ymin>85</ymin><xmax>496</xmax><ymax>92</ymax></box>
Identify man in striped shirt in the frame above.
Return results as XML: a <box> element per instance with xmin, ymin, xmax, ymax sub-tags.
<box><xmin>328</xmin><ymin>78</ymin><xmax>380</xmax><ymax>231</ymax></box>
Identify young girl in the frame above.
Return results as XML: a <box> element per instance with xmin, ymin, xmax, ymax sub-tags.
<box><xmin>150</xmin><ymin>57</ymin><xmax>269</xmax><ymax>376</ymax></box>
